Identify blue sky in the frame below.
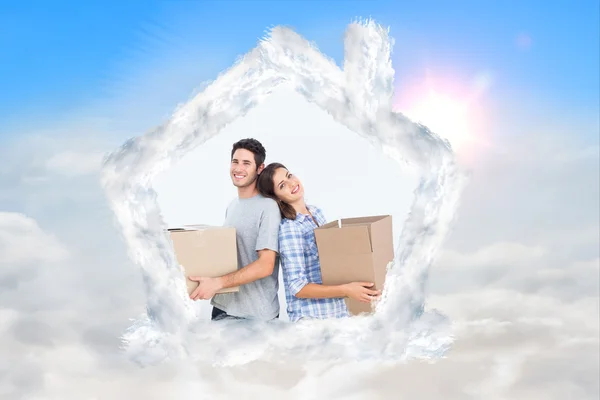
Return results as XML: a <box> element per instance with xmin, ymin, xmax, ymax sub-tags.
<box><xmin>1</xmin><ymin>0</ymin><xmax>598</xmax><ymax>140</ymax></box>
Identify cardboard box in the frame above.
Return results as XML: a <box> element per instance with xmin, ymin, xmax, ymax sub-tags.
<box><xmin>314</xmin><ymin>215</ymin><xmax>394</xmax><ymax>315</ymax></box>
<box><xmin>168</xmin><ymin>224</ymin><xmax>240</xmax><ymax>295</ymax></box>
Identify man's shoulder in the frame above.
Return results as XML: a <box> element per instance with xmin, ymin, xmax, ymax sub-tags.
<box><xmin>255</xmin><ymin>194</ymin><xmax>277</xmax><ymax>205</ymax></box>
<box><xmin>226</xmin><ymin>197</ymin><xmax>239</xmax><ymax>209</ymax></box>
<box><xmin>255</xmin><ymin>195</ymin><xmax>280</xmax><ymax>213</ymax></box>
<box><xmin>233</xmin><ymin>195</ymin><xmax>280</xmax><ymax>224</ymax></box>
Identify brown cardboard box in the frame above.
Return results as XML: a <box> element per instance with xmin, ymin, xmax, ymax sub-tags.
<box><xmin>314</xmin><ymin>215</ymin><xmax>394</xmax><ymax>315</ymax></box>
<box><xmin>168</xmin><ymin>224</ymin><xmax>240</xmax><ymax>295</ymax></box>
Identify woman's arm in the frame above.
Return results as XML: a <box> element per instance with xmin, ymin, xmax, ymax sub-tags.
<box><xmin>279</xmin><ymin>223</ymin><xmax>380</xmax><ymax>302</ymax></box>
<box><xmin>279</xmin><ymin>222</ymin><xmax>323</xmax><ymax>297</ymax></box>
<box><xmin>296</xmin><ymin>282</ymin><xmax>380</xmax><ymax>303</ymax></box>
<box><xmin>295</xmin><ymin>282</ymin><xmax>347</xmax><ymax>299</ymax></box>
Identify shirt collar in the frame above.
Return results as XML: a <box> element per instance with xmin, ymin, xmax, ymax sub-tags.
<box><xmin>295</xmin><ymin>205</ymin><xmax>317</xmax><ymax>221</ymax></box>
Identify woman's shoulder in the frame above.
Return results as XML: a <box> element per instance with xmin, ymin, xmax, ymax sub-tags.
<box><xmin>307</xmin><ymin>204</ymin><xmax>324</xmax><ymax>214</ymax></box>
<box><xmin>307</xmin><ymin>204</ymin><xmax>327</xmax><ymax>222</ymax></box>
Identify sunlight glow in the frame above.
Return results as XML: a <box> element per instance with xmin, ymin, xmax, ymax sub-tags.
<box><xmin>404</xmin><ymin>89</ymin><xmax>472</xmax><ymax>152</ymax></box>
<box><xmin>395</xmin><ymin>70</ymin><xmax>492</xmax><ymax>159</ymax></box>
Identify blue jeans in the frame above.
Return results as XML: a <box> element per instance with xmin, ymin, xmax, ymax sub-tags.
<box><xmin>211</xmin><ymin>306</ymin><xmax>279</xmax><ymax>321</ymax></box>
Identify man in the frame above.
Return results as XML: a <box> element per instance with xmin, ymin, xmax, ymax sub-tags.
<box><xmin>189</xmin><ymin>138</ymin><xmax>282</xmax><ymax>321</ymax></box>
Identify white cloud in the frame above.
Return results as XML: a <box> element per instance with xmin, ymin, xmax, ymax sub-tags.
<box><xmin>431</xmin><ymin>240</ymin><xmax>599</xmax><ymax>302</ymax></box>
<box><xmin>45</xmin><ymin>150</ymin><xmax>105</xmax><ymax>177</ymax></box>
<box><xmin>0</xmin><ymin>212</ymin><xmax>69</xmax><ymax>266</ymax></box>
<box><xmin>438</xmin><ymin>242</ymin><xmax>547</xmax><ymax>269</ymax></box>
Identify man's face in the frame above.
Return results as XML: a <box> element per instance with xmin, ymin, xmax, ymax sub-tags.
<box><xmin>230</xmin><ymin>148</ymin><xmax>263</xmax><ymax>188</ymax></box>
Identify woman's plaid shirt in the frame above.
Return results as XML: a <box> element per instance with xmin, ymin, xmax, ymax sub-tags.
<box><xmin>278</xmin><ymin>205</ymin><xmax>350</xmax><ymax>322</ymax></box>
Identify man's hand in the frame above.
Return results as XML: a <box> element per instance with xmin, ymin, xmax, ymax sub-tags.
<box><xmin>188</xmin><ymin>276</ymin><xmax>223</xmax><ymax>300</ymax></box>
<box><xmin>187</xmin><ymin>249</ymin><xmax>276</xmax><ymax>300</ymax></box>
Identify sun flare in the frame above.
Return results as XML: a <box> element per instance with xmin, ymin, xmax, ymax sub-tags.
<box><xmin>396</xmin><ymin>71</ymin><xmax>491</xmax><ymax>157</ymax></box>
<box><xmin>404</xmin><ymin>90</ymin><xmax>471</xmax><ymax>151</ymax></box>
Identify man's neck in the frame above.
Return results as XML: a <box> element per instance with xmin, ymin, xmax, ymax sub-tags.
<box><xmin>237</xmin><ymin>185</ymin><xmax>259</xmax><ymax>199</ymax></box>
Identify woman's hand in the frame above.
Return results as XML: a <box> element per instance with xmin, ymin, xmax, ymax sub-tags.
<box><xmin>341</xmin><ymin>282</ymin><xmax>382</xmax><ymax>303</ymax></box>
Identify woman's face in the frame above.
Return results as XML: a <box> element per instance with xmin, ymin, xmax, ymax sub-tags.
<box><xmin>272</xmin><ymin>167</ymin><xmax>304</xmax><ymax>203</ymax></box>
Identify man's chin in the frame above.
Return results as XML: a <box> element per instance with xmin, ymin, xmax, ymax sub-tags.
<box><xmin>231</xmin><ymin>175</ymin><xmax>257</xmax><ymax>188</ymax></box>
<box><xmin>232</xmin><ymin>180</ymin><xmax>250</xmax><ymax>188</ymax></box>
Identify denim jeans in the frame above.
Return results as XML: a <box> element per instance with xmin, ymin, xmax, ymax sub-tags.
<box><xmin>211</xmin><ymin>306</ymin><xmax>279</xmax><ymax>321</ymax></box>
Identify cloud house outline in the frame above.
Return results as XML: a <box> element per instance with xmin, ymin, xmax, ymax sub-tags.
<box><xmin>100</xmin><ymin>19</ymin><xmax>467</xmax><ymax>366</ymax></box>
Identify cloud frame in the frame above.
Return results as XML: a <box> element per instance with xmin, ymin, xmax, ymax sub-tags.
<box><xmin>100</xmin><ymin>19</ymin><xmax>467</xmax><ymax>365</ymax></box>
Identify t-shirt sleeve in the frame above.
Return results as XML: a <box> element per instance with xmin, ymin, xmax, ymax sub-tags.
<box><xmin>255</xmin><ymin>199</ymin><xmax>282</xmax><ymax>253</ymax></box>
<box><xmin>223</xmin><ymin>200</ymin><xmax>231</xmax><ymax>225</ymax></box>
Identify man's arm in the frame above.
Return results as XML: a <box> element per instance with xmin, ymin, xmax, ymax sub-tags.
<box><xmin>218</xmin><ymin>248</ymin><xmax>276</xmax><ymax>289</ymax></box>
<box><xmin>189</xmin><ymin>249</ymin><xmax>277</xmax><ymax>300</ymax></box>
<box><xmin>189</xmin><ymin>200</ymin><xmax>281</xmax><ymax>300</ymax></box>
<box><xmin>217</xmin><ymin>198</ymin><xmax>281</xmax><ymax>288</ymax></box>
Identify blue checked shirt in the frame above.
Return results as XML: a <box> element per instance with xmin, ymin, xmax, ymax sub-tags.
<box><xmin>278</xmin><ymin>205</ymin><xmax>350</xmax><ymax>322</ymax></box>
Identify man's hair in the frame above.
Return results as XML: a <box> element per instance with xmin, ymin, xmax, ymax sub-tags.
<box><xmin>257</xmin><ymin>162</ymin><xmax>297</xmax><ymax>220</ymax></box>
<box><xmin>231</xmin><ymin>138</ymin><xmax>266</xmax><ymax>168</ymax></box>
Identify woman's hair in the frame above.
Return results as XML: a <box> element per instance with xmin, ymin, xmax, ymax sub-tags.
<box><xmin>257</xmin><ymin>162</ymin><xmax>297</xmax><ymax>220</ymax></box>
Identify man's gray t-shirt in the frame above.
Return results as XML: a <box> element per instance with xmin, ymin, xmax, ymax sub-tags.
<box><xmin>211</xmin><ymin>194</ymin><xmax>281</xmax><ymax>320</ymax></box>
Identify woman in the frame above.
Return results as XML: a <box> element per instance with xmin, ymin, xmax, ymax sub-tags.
<box><xmin>257</xmin><ymin>162</ymin><xmax>381</xmax><ymax>322</ymax></box>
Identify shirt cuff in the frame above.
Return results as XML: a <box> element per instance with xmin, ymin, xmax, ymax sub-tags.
<box><xmin>288</xmin><ymin>278</ymin><xmax>309</xmax><ymax>297</ymax></box>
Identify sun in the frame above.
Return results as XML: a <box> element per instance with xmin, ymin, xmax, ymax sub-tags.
<box><xmin>404</xmin><ymin>89</ymin><xmax>471</xmax><ymax>151</ymax></box>
<box><xmin>395</xmin><ymin>70</ymin><xmax>491</xmax><ymax>159</ymax></box>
